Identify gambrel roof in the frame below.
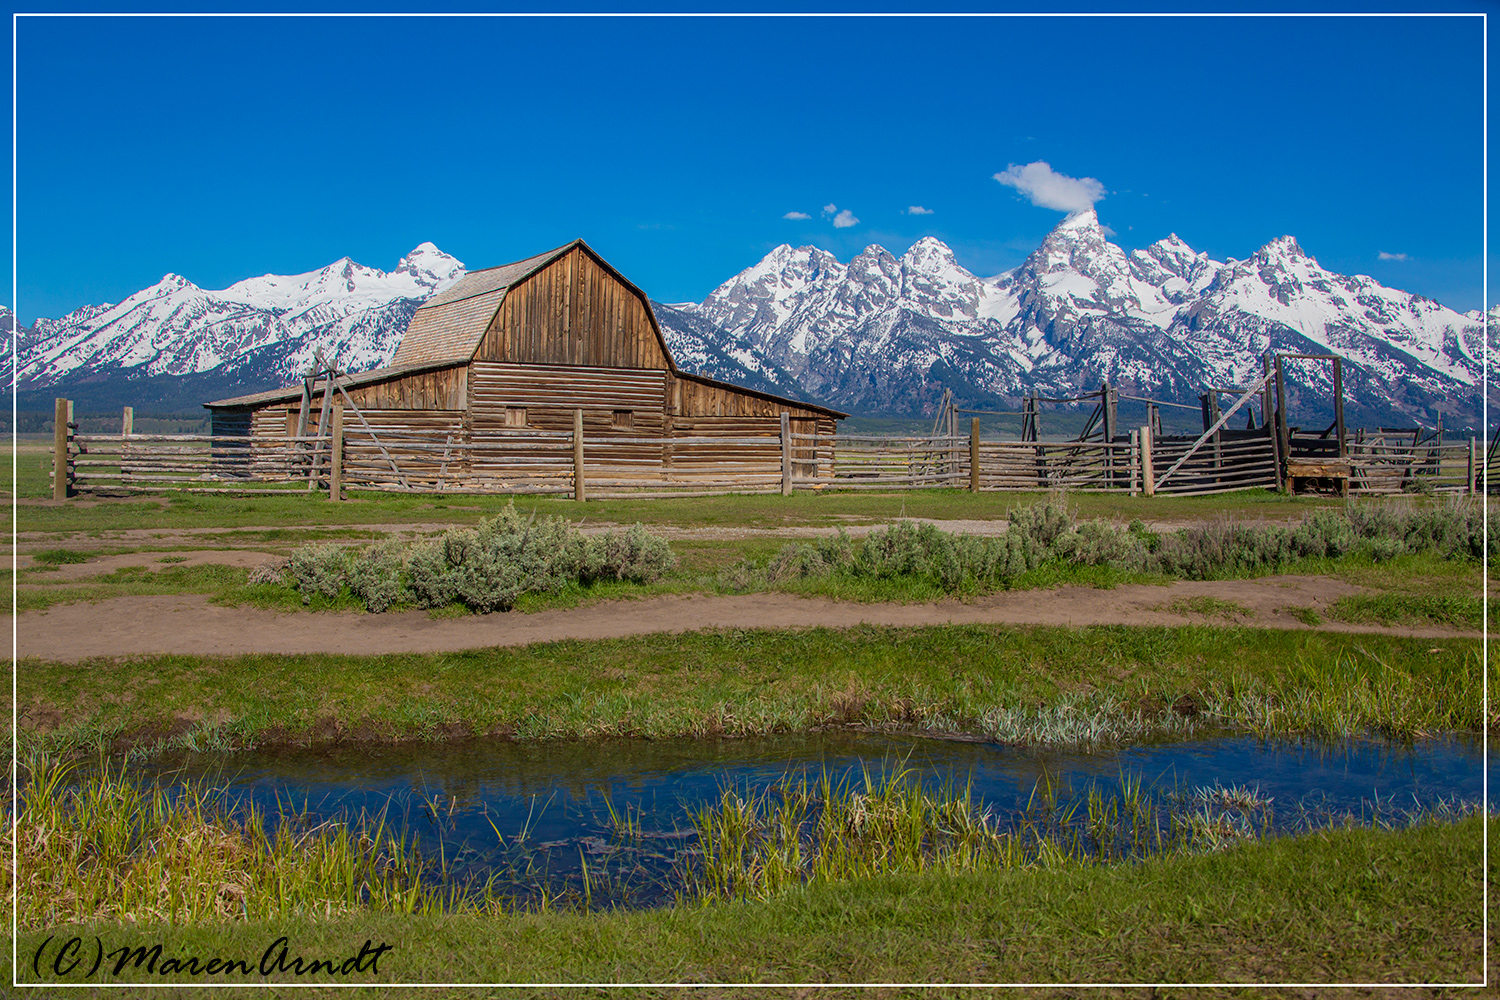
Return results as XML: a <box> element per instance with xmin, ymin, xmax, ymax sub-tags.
<box><xmin>389</xmin><ymin>239</ymin><xmax>681</xmax><ymax>372</ymax></box>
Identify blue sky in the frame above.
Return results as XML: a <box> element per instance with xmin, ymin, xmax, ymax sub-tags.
<box><xmin>11</xmin><ymin>11</ymin><xmax>1489</xmax><ymax>323</ymax></box>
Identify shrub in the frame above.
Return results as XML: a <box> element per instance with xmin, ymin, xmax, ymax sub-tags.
<box><xmin>583</xmin><ymin>524</ymin><xmax>678</xmax><ymax>583</ymax></box>
<box><xmin>281</xmin><ymin>503</ymin><xmax>677</xmax><ymax>614</ymax></box>
<box><xmin>765</xmin><ymin>543</ymin><xmax>831</xmax><ymax>583</ymax></box>
<box><xmin>246</xmin><ymin>559</ymin><xmax>289</xmax><ymax>587</ymax></box>
<box><xmin>1007</xmin><ymin>495</ymin><xmax>1072</xmax><ymax>549</ymax></box>
<box><xmin>347</xmin><ymin>539</ymin><xmax>411</xmax><ymax>613</ymax></box>
<box><xmin>287</xmin><ymin>544</ymin><xmax>351</xmax><ymax>603</ymax></box>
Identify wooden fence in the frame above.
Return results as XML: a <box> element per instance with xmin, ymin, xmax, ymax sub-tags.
<box><xmin>49</xmin><ymin>400</ymin><xmax>1484</xmax><ymax>501</ymax></box>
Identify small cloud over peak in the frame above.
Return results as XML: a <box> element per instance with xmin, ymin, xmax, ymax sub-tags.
<box><xmin>833</xmin><ymin>209</ymin><xmax>859</xmax><ymax>229</ymax></box>
<box><xmin>783</xmin><ymin>211</ymin><xmax>811</xmax><ymax>220</ymax></box>
<box><xmin>821</xmin><ymin>203</ymin><xmax>838</xmax><ymax>217</ymax></box>
<box><xmin>904</xmin><ymin>205</ymin><xmax>934</xmax><ymax>215</ymax></box>
<box><xmin>1379</xmin><ymin>251</ymin><xmax>1410</xmax><ymax>261</ymax></box>
<box><xmin>994</xmin><ymin>161</ymin><xmax>1106</xmax><ymax>214</ymax></box>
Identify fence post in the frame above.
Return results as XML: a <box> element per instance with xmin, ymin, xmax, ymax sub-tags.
<box><xmin>1469</xmin><ymin>437</ymin><xmax>1478</xmax><ymax>494</ymax></box>
<box><xmin>574</xmin><ymin>408</ymin><xmax>586</xmax><ymax>502</ymax></box>
<box><xmin>1140</xmin><ymin>425</ymin><xmax>1155</xmax><ymax>497</ymax></box>
<box><xmin>53</xmin><ymin>397</ymin><xmax>71</xmax><ymax>500</ymax></box>
<box><xmin>970</xmin><ymin>418</ymin><xmax>981</xmax><ymax>493</ymax></box>
<box><xmin>1129</xmin><ymin>429</ymin><xmax>1139</xmax><ymax>496</ymax></box>
<box><xmin>780</xmin><ymin>411</ymin><xmax>793</xmax><ymax>496</ymax></box>
<box><xmin>120</xmin><ymin>405</ymin><xmax>134</xmax><ymax>486</ymax></box>
<box><xmin>329</xmin><ymin>403</ymin><xmax>343</xmax><ymax>501</ymax></box>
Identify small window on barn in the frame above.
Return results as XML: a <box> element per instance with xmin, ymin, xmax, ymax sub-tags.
<box><xmin>612</xmin><ymin>410</ymin><xmax>634</xmax><ymax>430</ymax></box>
<box><xmin>505</xmin><ymin>407</ymin><xmax>527</xmax><ymax>428</ymax></box>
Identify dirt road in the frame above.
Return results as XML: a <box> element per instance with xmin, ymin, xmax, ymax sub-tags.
<box><xmin>16</xmin><ymin>575</ymin><xmax>1472</xmax><ymax>663</ymax></box>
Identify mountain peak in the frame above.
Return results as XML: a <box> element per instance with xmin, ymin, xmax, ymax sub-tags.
<box><xmin>1261</xmin><ymin>234</ymin><xmax>1305</xmax><ymax>258</ymax></box>
<box><xmin>902</xmin><ymin>236</ymin><xmax>957</xmax><ymax>270</ymax></box>
<box><xmin>393</xmin><ymin>242</ymin><xmax>465</xmax><ymax>289</ymax></box>
<box><xmin>1057</xmin><ymin>207</ymin><xmax>1101</xmax><ymax>231</ymax></box>
<box><xmin>149</xmin><ymin>273</ymin><xmax>195</xmax><ymax>294</ymax></box>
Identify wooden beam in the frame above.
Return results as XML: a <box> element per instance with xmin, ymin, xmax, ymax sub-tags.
<box><xmin>329</xmin><ymin>403</ymin><xmax>343</xmax><ymax>501</ymax></box>
<box><xmin>574</xmin><ymin>408</ymin><xmax>586</xmax><ymax>502</ymax></box>
<box><xmin>1140</xmin><ymin>425</ymin><xmax>1155</xmax><ymax>497</ymax></box>
<box><xmin>53</xmin><ymin>397</ymin><xmax>70</xmax><ymax>500</ymax></box>
<box><xmin>1274</xmin><ymin>354</ymin><xmax>1289</xmax><ymax>473</ymax></box>
<box><xmin>780</xmin><ymin>411</ymin><xmax>793</xmax><ymax>496</ymax></box>
<box><xmin>970</xmin><ymin>417</ymin><xmax>981</xmax><ymax>493</ymax></box>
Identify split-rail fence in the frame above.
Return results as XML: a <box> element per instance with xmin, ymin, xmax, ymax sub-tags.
<box><xmin>47</xmin><ymin>398</ymin><xmax>1482</xmax><ymax>501</ymax></box>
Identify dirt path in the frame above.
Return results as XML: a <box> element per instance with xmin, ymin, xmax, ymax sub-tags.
<box><xmin>16</xmin><ymin>576</ymin><xmax>1472</xmax><ymax>663</ymax></box>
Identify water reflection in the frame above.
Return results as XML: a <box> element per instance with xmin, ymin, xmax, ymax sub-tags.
<box><xmin>108</xmin><ymin>731</ymin><xmax>1482</xmax><ymax>911</ymax></box>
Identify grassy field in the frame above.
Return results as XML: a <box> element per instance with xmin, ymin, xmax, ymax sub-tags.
<box><xmin>18</xmin><ymin>624</ymin><xmax>1484</xmax><ymax>758</ymax></box>
<box><xmin>8</xmin><ymin>815</ymin><xmax>1486</xmax><ymax>992</ymax></box>
<box><xmin>10</xmin><ymin>443</ymin><xmax>1492</xmax><ymax>994</ymax></box>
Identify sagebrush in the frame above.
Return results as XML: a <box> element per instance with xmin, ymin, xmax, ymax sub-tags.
<box><xmin>286</xmin><ymin>504</ymin><xmax>676</xmax><ymax>612</ymax></box>
<box><xmin>720</xmin><ymin>494</ymin><xmax>1491</xmax><ymax>593</ymax></box>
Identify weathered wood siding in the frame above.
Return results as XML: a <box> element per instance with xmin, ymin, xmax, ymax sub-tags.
<box><xmin>671</xmin><ymin>375</ymin><xmax>829</xmax><ymax>421</ymax></box>
<box><xmin>470</xmin><ymin>361</ymin><xmax>669</xmax><ymax>484</ymax></box>
<box><xmin>341</xmin><ymin>367</ymin><xmax>467</xmax><ymax>411</ymax></box>
<box><xmin>469</xmin><ymin>361</ymin><xmax>668</xmax><ymax>433</ymax></box>
<box><xmin>475</xmin><ymin>247</ymin><xmax>670</xmax><ymax>369</ymax></box>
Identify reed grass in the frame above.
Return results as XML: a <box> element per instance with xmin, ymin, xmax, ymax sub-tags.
<box><xmin>1204</xmin><ymin>645</ymin><xmax>1484</xmax><ymax>740</ymax></box>
<box><xmin>9</xmin><ymin>756</ymin><xmax>507</xmax><ymax>928</ymax></box>
<box><xmin>682</xmin><ymin>763</ymin><xmax>1436</xmax><ymax>906</ymax></box>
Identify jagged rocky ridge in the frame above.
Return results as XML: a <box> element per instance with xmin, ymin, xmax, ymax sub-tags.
<box><xmin>14</xmin><ymin>215</ymin><xmax>1490</xmax><ymax>425</ymax></box>
<box><xmin>657</xmin><ymin>211</ymin><xmax>1486</xmax><ymax>427</ymax></box>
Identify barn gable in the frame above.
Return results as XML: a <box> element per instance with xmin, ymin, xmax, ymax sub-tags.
<box><xmin>390</xmin><ymin>239</ymin><xmax>680</xmax><ymax>373</ymax></box>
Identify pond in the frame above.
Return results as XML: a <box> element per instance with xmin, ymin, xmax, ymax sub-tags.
<box><xmin>116</xmin><ymin>731</ymin><xmax>1483</xmax><ymax>911</ymax></box>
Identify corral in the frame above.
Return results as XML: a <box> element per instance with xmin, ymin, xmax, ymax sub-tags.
<box><xmin>41</xmin><ymin>242</ymin><xmax>1483</xmax><ymax>501</ymax></box>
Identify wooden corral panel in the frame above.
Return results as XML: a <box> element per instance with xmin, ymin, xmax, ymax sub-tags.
<box><xmin>341</xmin><ymin>409</ymin><xmax>468</xmax><ymax>489</ymax></box>
<box><xmin>476</xmin><ymin>247</ymin><xmax>671</xmax><ymax>370</ymax></box>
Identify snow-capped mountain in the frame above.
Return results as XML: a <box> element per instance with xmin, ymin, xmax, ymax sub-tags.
<box><xmin>658</xmin><ymin>210</ymin><xmax>1485</xmax><ymax>426</ymax></box>
<box><xmin>15</xmin><ymin>217</ymin><xmax>1487</xmax><ymax>426</ymax></box>
<box><xmin>17</xmin><ymin>244</ymin><xmax>463</xmax><ymax>410</ymax></box>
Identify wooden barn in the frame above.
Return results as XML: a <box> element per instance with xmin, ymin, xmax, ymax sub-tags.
<box><xmin>204</xmin><ymin>239</ymin><xmax>844</xmax><ymax>493</ymax></box>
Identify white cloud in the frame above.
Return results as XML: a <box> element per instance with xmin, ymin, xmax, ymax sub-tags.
<box><xmin>783</xmin><ymin>211</ymin><xmax>811</xmax><ymax>220</ymax></box>
<box><xmin>821</xmin><ymin>203</ymin><xmax>838</xmax><ymax>217</ymax></box>
<box><xmin>1378</xmin><ymin>251</ymin><xmax>1410</xmax><ymax>261</ymax></box>
<box><xmin>833</xmin><ymin>209</ymin><xmax>859</xmax><ymax>229</ymax></box>
<box><xmin>993</xmin><ymin>161</ymin><xmax>1106</xmax><ymax>214</ymax></box>
<box><xmin>905</xmin><ymin>205</ymin><xmax>934</xmax><ymax>215</ymax></box>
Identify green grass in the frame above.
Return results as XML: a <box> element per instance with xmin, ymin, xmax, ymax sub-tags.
<box><xmin>9</xmin><ymin>815</ymin><xmax>1485</xmax><ymax>991</ymax></box>
<box><xmin>1168</xmin><ymin>596</ymin><xmax>1255</xmax><ymax>620</ymax></box>
<box><xmin>1283</xmin><ymin>605</ymin><xmax>1324</xmax><ymax>626</ymax></box>
<box><xmin>31</xmin><ymin>547</ymin><xmax>98</xmax><ymax>565</ymax></box>
<box><xmin>17</xmin><ymin>625</ymin><xmax>1483</xmax><ymax>758</ymax></box>
<box><xmin>13</xmin><ymin>756</ymin><xmax>469</xmax><ymax>929</ymax></box>
<box><xmin>15</xmin><ymin>564</ymin><xmax>251</xmax><ymax>613</ymax></box>
<box><xmin>1327</xmin><ymin>592</ymin><xmax>1488</xmax><ymax>630</ymax></box>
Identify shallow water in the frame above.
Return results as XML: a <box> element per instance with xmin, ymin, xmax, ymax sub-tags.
<box><xmin>117</xmin><ymin>731</ymin><xmax>1483</xmax><ymax>910</ymax></box>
